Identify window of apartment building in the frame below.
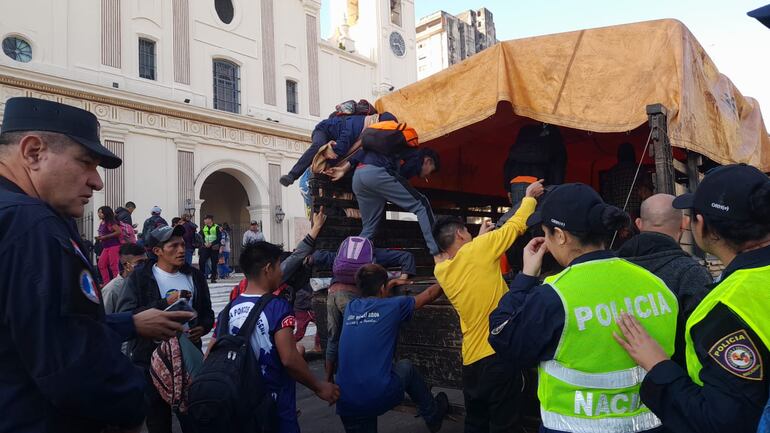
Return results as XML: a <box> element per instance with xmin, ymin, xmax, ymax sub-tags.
<box><xmin>214</xmin><ymin>0</ymin><xmax>234</xmax><ymax>24</ymax></box>
<box><xmin>286</xmin><ymin>80</ymin><xmax>298</xmax><ymax>114</ymax></box>
<box><xmin>2</xmin><ymin>36</ymin><xmax>32</xmax><ymax>63</ymax></box>
<box><xmin>213</xmin><ymin>59</ymin><xmax>240</xmax><ymax>113</ymax></box>
<box><xmin>390</xmin><ymin>0</ymin><xmax>402</xmax><ymax>27</ymax></box>
<box><xmin>138</xmin><ymin>38</ymin><xmax>156</xmax><ymax>80</ymax></box>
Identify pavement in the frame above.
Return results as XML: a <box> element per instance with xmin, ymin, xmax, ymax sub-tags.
<box><xmin>145</xmin><ymin>276</ymin><xmax>465</xmax><ymax>433</ymax></box>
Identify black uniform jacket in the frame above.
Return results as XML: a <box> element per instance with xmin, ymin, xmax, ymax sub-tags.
<box><xmin>0</xmin><ymin>176</ymin><xmax>145</xmax><ymax>433</ymax></box>
<box><xmin>640</xmin><ymin>245</ymin><xmax>770</xmax><ymax>433</ymax></box>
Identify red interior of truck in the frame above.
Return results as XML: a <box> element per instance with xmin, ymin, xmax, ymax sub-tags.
<box><xmin>414</xmin><ymin>102</ymin><xmax>687</xmax><ymax>198</ymax></box>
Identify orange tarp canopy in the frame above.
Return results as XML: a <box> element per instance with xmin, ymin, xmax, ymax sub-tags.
<box><xmin>376</xmin><ymin>19</ymin><xmax>769</xmax><ymax>196</ymax></box>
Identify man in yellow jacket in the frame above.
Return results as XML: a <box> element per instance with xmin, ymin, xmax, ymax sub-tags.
<box><xmin>432</xmin><ymin>180</ymin><xmax>543</xmax><ymax>433</ymax></box>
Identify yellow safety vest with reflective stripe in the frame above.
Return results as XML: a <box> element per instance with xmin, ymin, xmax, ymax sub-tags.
<box><xmin>203</xmin><ymin>224</ymin><xmax>219</xmax><ymax>244</ymax></box>
<box><xmin>684</xmin><ymin>264</ymin><xmax>770</xmax><ymax>385</ymax></box>
<box><xmin>538</xmin><ymin>258</ymin><xmax>679</xmax><ymax>432</ymax></box>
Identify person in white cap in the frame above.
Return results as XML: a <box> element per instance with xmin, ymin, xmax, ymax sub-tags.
<box><xmin>141</xmin><ymin>205</ymin><xmax>168</xmax><ymax>242</ymax></box>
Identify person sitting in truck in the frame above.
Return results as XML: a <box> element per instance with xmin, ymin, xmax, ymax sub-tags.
<box><xmin>328</xmin><ymin>147</ymin><xmax>442</xmax><ymax>257</ymax></box>
<box><xmin>488</xmin><ymin>183</ymin><xmax>679</xmax><ymax>433</ymax></box>
<box><xmin>601</xmin><ymin>142</ymin><xmax>653</xmax><ymax>219</ymax></box>
<box><xmin>335</xmin><ymin>264</ymin><xmax>449</xmax><ymax>433</ymax></box>
<box><xmin>502</xmin><ymin>124</ymin><xmax>566</xmax><ymax>205</ymax></box>
<box><xmin>279</xmin><ymin>112</ymin><xmax>397</xmax><ymax>187</ymax></box>
<box><xmin>431</xmin><ymin>180</ymin><xmax>544</xmax><ymax>433</ymax></box>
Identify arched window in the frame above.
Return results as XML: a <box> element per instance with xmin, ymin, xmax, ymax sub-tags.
<box><xmin>214</xmin><ymin>0</ymin><xmax>234</xmax><ymax>24</ymax></box>
<box><xmin>2</xmin><ymin>36</ymin><xmax>32</xmax><ymax>63</ymax></box>
<box><xmin>213</xmin><ymin>59</ymin><xmax>240</xmax><ymax>113</ymax></box>
<box><xmin>286</xmin><ymin>80</ymin><xmax>298</xmax><ymax>114</ymax></box>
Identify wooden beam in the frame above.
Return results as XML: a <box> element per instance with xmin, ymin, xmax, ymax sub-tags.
<box><xmin>646</xmin><ymin>104</ymin><xmax>676</xmax><ymax>195</ymax></box>
<box><xmin>686</xmin><ymin>151</ymin><xmax>705</xmax><ymax>258</ymax></box>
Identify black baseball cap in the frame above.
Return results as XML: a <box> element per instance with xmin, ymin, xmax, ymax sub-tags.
<box><xmin>672</xmin><ymin>164</ymin><xmax>770</xmax><ymax>221</ymax></box>
<box><xmin>527</xmin><ymin>183</ymin><xmax>607</xmax><ymax>232</ymax></box>
<box><xmin>146</xmin><ymin>225</ymin><xmax>185</xmax><ymax>249</ymax></box>
<box><xmin>1</xmin><ymin>97</ymin><xmax>121</xmax><ymax>169</ymax></box>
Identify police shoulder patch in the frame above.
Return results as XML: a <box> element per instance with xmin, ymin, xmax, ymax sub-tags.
<box><xmin>79</xmin><ymin>270</ymin><xmax>101</xmax><ymax>304</ymax></box>
<box><xmin>708</xmin><ymin>329</ymin><xmax>763</xmax><ymax>381</ymax></box>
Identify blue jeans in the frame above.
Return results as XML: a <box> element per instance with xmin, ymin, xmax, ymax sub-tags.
<box><xmin>339</xmin><ymin>360</ymin><xmax>438</xmax><ymax>433</ymax></box>
<box><xmin>218</xmin><ymin>251</ymin><xmax>232</xmax><ymax>278</ymax></box>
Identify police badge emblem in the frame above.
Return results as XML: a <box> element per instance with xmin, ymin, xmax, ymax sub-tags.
<box><xmin>79</xmin><ymin>270</ymin><xmax>100</xmax><ymax>304</ymax></box>
<box><xmin>709</xmin><ymin>329</ymin><xmax>763</xmax><ymax>380</ymax></box>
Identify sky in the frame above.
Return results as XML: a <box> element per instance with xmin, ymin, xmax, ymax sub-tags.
<box><xmin>321</xmin><ymin>0</ymin><xmax>770</xmax><ymax>121</ymax></box>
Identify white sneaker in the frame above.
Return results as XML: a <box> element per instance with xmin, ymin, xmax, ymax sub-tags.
<box><xmin>310</xmin><ymin>278</ymin><xmax>332</xmax><ymax>291</ymax></box>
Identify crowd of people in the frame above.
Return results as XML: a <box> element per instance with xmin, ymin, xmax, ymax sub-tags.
<box><xmin>87</xmin><ymin>201</ymin><xmax>267</xmax><ymax>286</ymax></box>
<box><xmin>1</xmin><ymin>95</ymin><xmax>769</xmax><ymax>433</ymax></box>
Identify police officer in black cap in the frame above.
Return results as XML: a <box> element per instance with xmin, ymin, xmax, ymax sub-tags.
<box><xmin>0</xmin><ymin>97</ymin><xmax>194</xmax><ymax>432</ymax></box>
<box><xmin>614</xmin><ymin>163</ymin><xmax>770</xmax><ymax>433</ymax></box>
<box><xmin>488</xmin><ymin>183</ymin><xmax>679</xmax><ymax>433</ymax></box>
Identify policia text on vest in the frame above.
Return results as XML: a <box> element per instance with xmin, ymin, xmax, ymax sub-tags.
<box><xmin>573</xmin><ymin>291</ymin><xmax>674</xmax><ymax>331</ymax></box>
<box><xmin>538</xmin><ymin>259</ymin><xmax>678</xmax><ymax>432</ymax></box>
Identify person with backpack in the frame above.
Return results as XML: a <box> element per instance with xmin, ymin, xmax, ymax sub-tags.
<box><xmin>335</xmin><ymin>264</ymin><xmax>449</xmax><ymax>432</ymax></box>
<box><xmin>201</xmin><ymin>241</ymin><xmax>340</xmax><ymax>433</ymax></box>
<box><xmin>116</xmin><ymin>225</ymin><xmax>215</xmax><ymax>433</ymax></box>
<box><xmin>328</xmin><ymin>128</ymin><xmax>442</xmax><ymax>256</ymax></box>
<box><xmin>116</xmin><ymin>200</ymin><xmax>137</xmax><ymax>225</ymax></box>
<box><xmin>141</xmin><ymin>205</ymin><xmax>168</xmax><ymax>241</ymax></box>
<box><xmin>279</xmin><ymin>107</ymin><xmax>396</xmax><ymax>187</ymax></box>
<box><xmin>96</xmin><ymin>205</ymin><xmax>123</xmax><ymax>284</ymax></box>
<box><xmin>325</xmin><ymin>235</ymin><xmax>417</xmax><ymax>383</ymax></box>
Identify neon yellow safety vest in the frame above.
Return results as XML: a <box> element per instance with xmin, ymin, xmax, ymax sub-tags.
<box><xmin>203</xmin><ymin>224</ymin><xmax>219</xmax><ymax>244</ymax></box>
<box><xmin>538</xmin><ymin>258</ymin><xmax>679</xmax><ymax>432</ymax></box>
<box><xmin>684</xmin><ymin>264</ymin><xmax>770</xmax><ymax>385</ymax></box>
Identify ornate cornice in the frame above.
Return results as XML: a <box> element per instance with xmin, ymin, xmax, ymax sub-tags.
<box><xmin>0</xmin><ymin>73</ymin><xmax>311</xmax><ymax>143</ymax></box>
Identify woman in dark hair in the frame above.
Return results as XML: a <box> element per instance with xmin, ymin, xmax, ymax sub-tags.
<box><xmin>614</xmin><ymin>164</ymin><xmax>770</xmax><ymax>433</ymax></box>
<box><xmin>95</xmin><ymin>205</ymin><xmax>122</xmax><ymax>284</ymax></box>
<box><xmin>488</xmin><ymin>183</ymin><xmax>679</xmax><ymax>433</ymax></box>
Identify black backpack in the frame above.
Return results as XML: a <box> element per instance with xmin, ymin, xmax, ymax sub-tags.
<box><xmin>187</xmin><ymin>294</ymin><xmax>277</xmax><ymax>433</ymax></box>
<box><xmin>360</xmin><ymin>120</ymin><xmax>419</xmax><ymax>156</ymax></box>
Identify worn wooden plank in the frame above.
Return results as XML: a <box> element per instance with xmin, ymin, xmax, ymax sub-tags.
<box><xmin>647</xmin><ymin>104</ymin><xmax>676</xmax><ymax>194</ymax></box>
<box><xmin>396</xmin><ymin>344</ymin><xmax>463</xmax><ymax>389</ymax></box>
<box><xmin>399</xmin><ymin>305</ymin><xmax>461</xmax><ymax>348</ymax></box>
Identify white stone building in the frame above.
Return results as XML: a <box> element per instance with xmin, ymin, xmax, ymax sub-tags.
<box><xmin>416</xmin><ymin>8</ymin><xmax>497</xmax><ymax>79</ymax></box>
<box><xmin>0</xmin><ymin>0</ymin><xmax>416</xmax><ymax>255</ymax></box>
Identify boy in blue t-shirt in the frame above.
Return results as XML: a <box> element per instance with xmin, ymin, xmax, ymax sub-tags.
<box><xmin>336</xmin><ymin>264</ymin><xmax>449</xmax><ymax>432</ymax></box>
<box><xmin>214</xmin><ymin>241</ymin><xmax>340</xmax><ymax>433</ymax></box>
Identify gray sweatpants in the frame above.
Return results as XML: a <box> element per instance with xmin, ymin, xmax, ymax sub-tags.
<box><xmin>352</xmin><ymin>165</ymin><xmax>439</xmax><ymax>255</ymax></box>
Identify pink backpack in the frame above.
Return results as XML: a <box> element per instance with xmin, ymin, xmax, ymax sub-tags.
<box><xmin>333</xmin><ymin>236</ymin><xmax>374</xmax><ymax>284</ymax></box>
<box><xmin>119</xmin><ymin>222</ymin><xmax>136</xmax><ymax>244</ymax></box>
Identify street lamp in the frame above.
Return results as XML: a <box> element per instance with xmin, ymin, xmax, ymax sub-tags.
<box><xmin>274</xmin><ymin>205</ymin><xmax>285</xmax><ymax>224</ymax></box>
<box><xmin>184</xmin><ymin>198</ymin><xmax>196</xmax><ymax>217</ymax></box>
